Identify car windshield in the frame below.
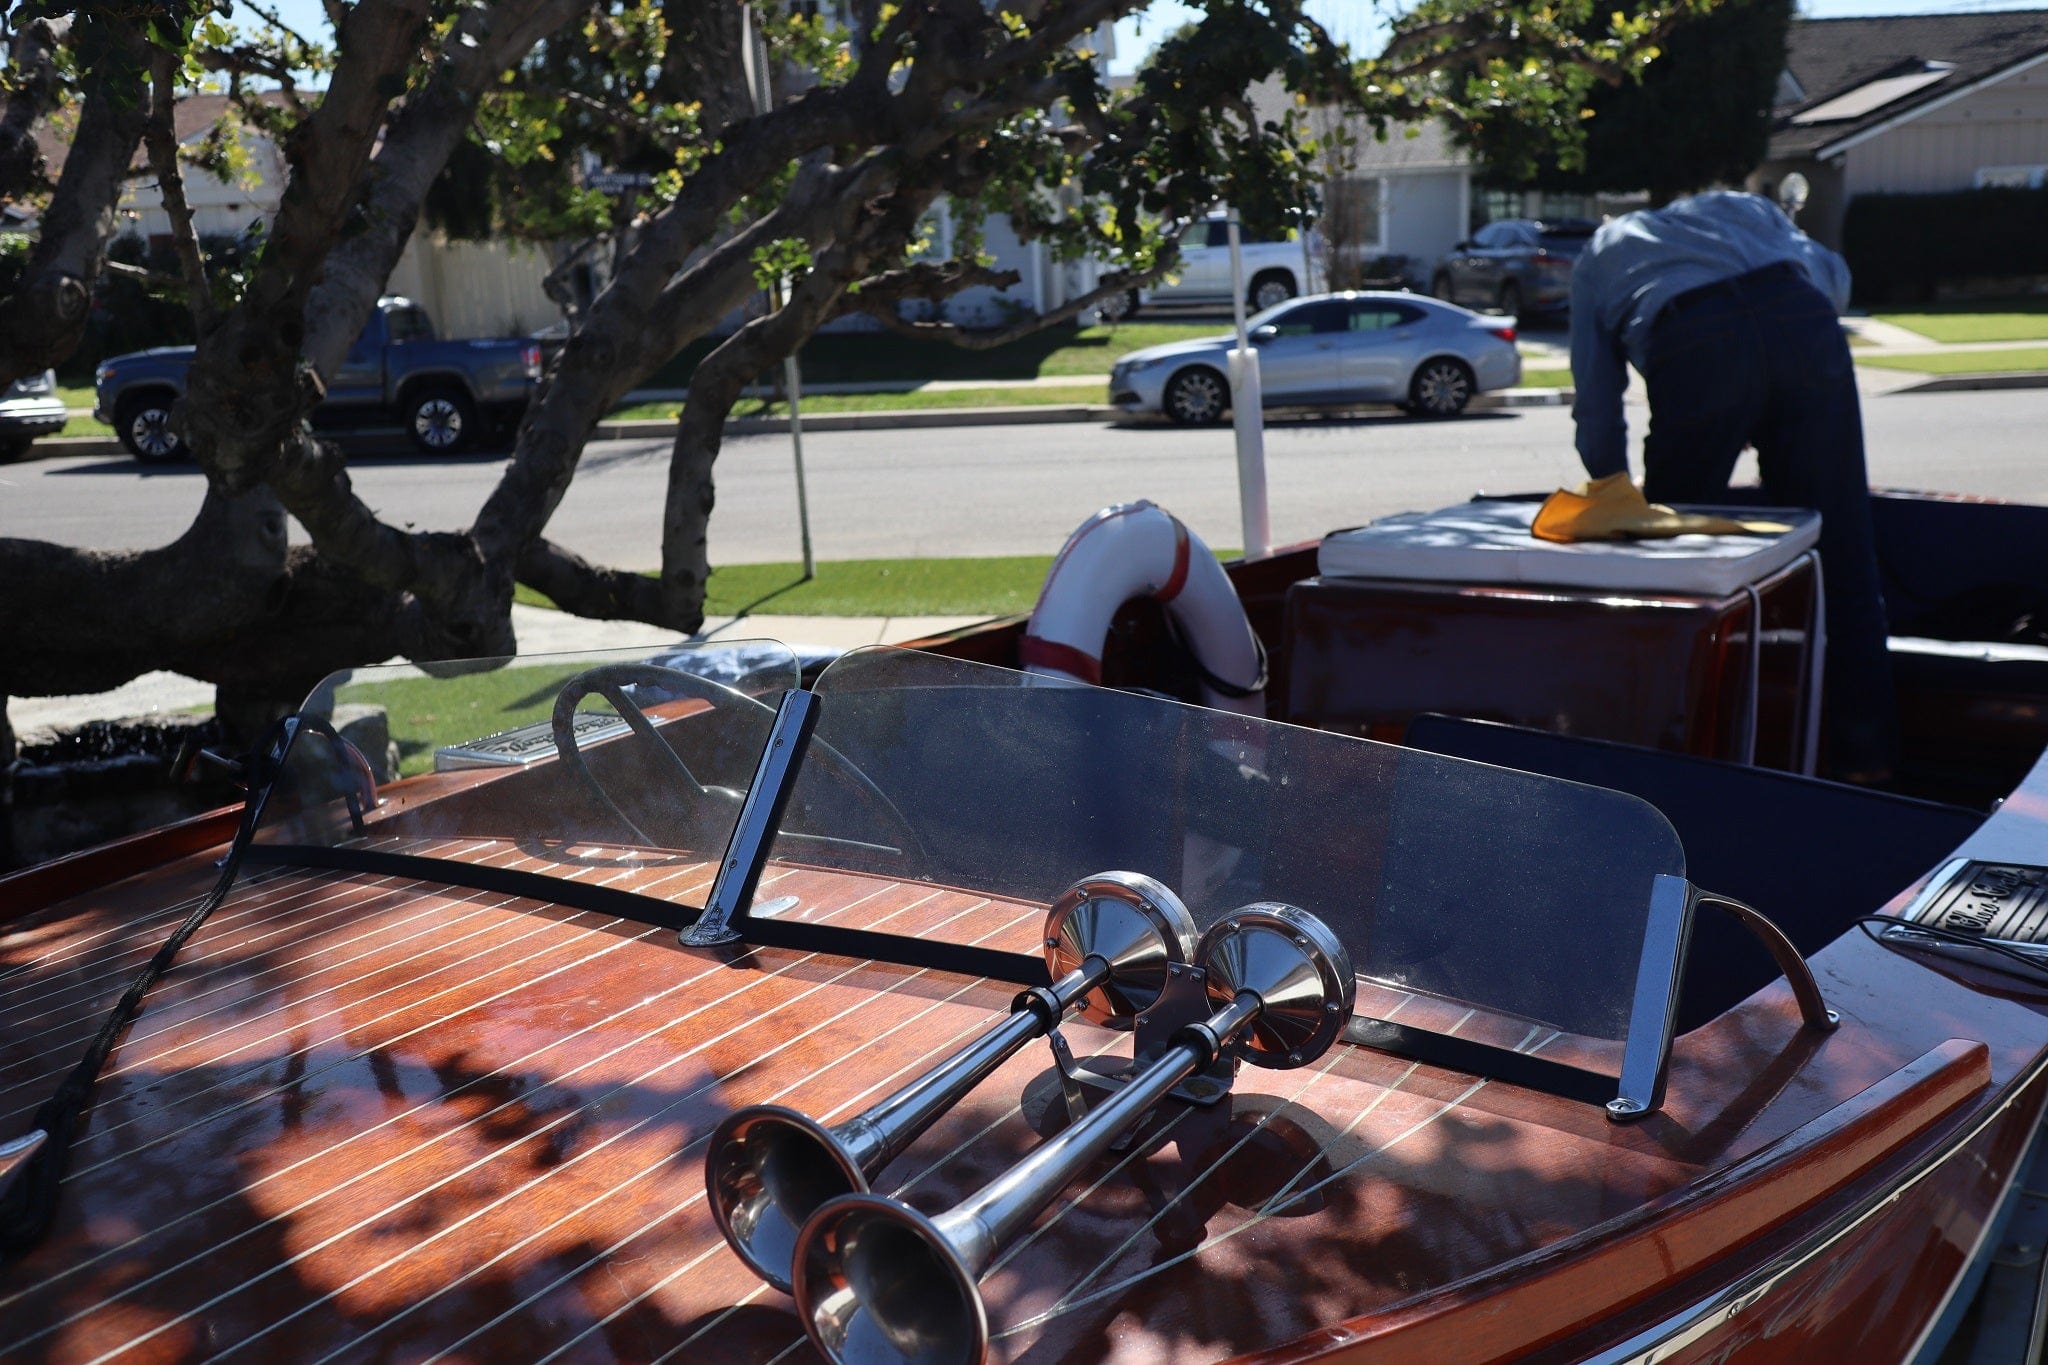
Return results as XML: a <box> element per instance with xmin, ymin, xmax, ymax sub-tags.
<box><xmin>256</xmin><ymin>643</ymin><xmax>1689</xmax><ymax>1082</ymax></box>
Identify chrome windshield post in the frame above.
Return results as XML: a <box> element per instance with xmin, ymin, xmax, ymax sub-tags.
<box><xmin>684</xmin><ymin>689</ymin><xmax>820</xmax><ymax>947</ymax></box>
<box><xmin>1610</xmin><ymin>874</ymin><xmax>1698</xmax><ymax>1122</ymax></box>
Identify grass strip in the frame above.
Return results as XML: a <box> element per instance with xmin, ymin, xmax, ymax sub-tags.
<box><xmin>1856</xmin><ymin>346</ymin><xmax>2048</xmax><ymax>375</ymax></box>
<box><xmin>1872</xmin><ymin>299</ymin><xmax>2048</xmax><ymax>344</ymax></box>
<box><xmin>611</xmin><ymin>383</ymin><xmax>1106</xmax><ymax>422</ymax></box>
<box><xmin>1517</xmin><ymin>367</ymin><xmax>1571</xmax><ymax>389</ymax></box>
<box><xmin>516</xmin><ymin>551</ymin><xmax>1234</xmax><ymax>618</ymax></box>
<box><xmin>335</xmin><ymin>661</ymin><xmax>598</xmax><ymax>777</ymax></box>
<box><xmin>640</xmin><ymin>321</ymin><xmax>1222</xmax><ymax>389</ymax></box>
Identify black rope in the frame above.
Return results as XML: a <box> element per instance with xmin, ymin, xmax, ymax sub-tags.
<box><xmin>0</xmin><ymin>716</ymin><xmax>308</xmax><ymax>1261</ymax></box>
<box><xmin>1857</xmin><ymin>913</ymin><xmax>2048</xmax><ymax>985</ymax></box>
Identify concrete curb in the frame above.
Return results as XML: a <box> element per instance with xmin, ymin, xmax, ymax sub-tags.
<box><xmin>1888</xmin><ymin>370</ymin><xmax>2048</xmax><ymax>395</ymax></box>
<box><xmin>27</xmin><ymin>385</ymin><xmax>1575</xmax><ymax>459</ymax></box>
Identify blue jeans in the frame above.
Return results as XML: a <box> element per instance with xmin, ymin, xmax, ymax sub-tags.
<box><xmin>1641</xmin><ymin>263</ymin><xmax>1898</xmax><ymax>777</ymax></box>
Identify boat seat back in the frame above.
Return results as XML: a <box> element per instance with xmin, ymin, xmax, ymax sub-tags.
<box><xmin>1403</xmin><ymin>713</ymin><xmax>1986</xmax><ymax>1032</ymax></box>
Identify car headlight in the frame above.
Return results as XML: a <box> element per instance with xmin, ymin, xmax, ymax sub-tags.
<box><xmin>1123</xmin><ymin>357</ymin><xmax>1160</xmax><ymax>374</ymax></box>
<box><xmin>95</xmin><ymin>363</ymin><xmax>115</xmax><ymax>383</ymax></box>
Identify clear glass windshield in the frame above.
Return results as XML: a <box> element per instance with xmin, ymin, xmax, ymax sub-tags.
<box><xmin>250</xmin><ymin>643</ymin><xmax>799</xmax><ymax>906</ymax></box>
<box><xmin>766</xmin><ymin>649</ymin><xmax>1686</xmax><ymax>1061</ymax></box>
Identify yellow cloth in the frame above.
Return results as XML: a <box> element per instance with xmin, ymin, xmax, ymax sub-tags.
<box><xmin>1532</xmin><ymin>473</ymin><xmax>1791</xmax><ymax>544</ymax></box>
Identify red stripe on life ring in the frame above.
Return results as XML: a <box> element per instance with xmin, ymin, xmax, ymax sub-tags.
<box><xmin>1019</xmin><ymin>634</ymin><xmax>1104</xmax><ymax>684</ymax></box>
<box><xmin>1156</xmin><ymin>517</ymin><xmax>1193</xmax><ymax>603</ymax></box>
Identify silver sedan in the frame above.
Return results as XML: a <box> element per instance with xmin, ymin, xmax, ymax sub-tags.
<box><xmin>1108</xmin><ymin>292</ymin><xmax>1522</xmax><ymax>425</ymax></box>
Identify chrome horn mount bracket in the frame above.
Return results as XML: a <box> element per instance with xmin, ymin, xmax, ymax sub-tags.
<box><xmin>1052</xmin><ymin>900</ymin><xmax>1356</xmax><ymax>1110</ymax></box>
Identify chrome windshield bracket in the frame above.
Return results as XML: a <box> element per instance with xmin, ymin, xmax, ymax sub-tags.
<box><xmin>1694</xmin><ymin>891</ymin><xmax>1839</xmax><ymax>1034</ymax></box>
<box><xmin>685</xmin><ymin>689</ymin><xmax>820</xmax><ymax>947</ymax></box>
<box><xmin>1610</xmin><ymin>877</ymin><xmax>1838</xmax><ymax>1123</ymax></box>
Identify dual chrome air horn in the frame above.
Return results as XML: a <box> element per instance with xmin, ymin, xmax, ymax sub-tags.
<box><xmin>792</xmin><ymin>903</ymin><xmax>1354</xmax><ymax>1365</ymax></box>
<box><xmin>705</xmin><ymin>872</ymin><xmax>1198</xmax><ymax>1292</ymax></box>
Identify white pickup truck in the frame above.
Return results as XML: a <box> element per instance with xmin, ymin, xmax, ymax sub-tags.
<box><xmin>1104</xmin><ymin>215</ymin><xmax>1313</xmax><ymax>319</ymax></box>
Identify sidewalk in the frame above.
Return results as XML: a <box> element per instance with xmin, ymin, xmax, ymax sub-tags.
<box><xmin>6</xmin><ymin>605</ymin><xmax>990</xmax><ymax>736</ymax></box>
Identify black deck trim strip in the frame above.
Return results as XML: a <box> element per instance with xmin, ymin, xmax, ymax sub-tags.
<box><xmin>1345</xmin><ymin>1018</ymin><xmax>1617</xmax><ymax>1106</ymax></box>
<box><xmin>243</xmin><ymin>845</ymin><xmax>700</xmax><ymax>932</ymax></box>
<box><xmin>241</xmin><ymin>844</ymin><xmax>1051</xmax><ymax>986</ymax></box>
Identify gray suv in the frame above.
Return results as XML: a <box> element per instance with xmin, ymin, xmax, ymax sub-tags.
<box><xmin>1430</xmin><ymin>219</ymin><xmax>1596</xmax><ymax>319</ymax></box>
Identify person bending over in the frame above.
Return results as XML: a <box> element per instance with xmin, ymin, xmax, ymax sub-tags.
<box><xmin>1569</xmin><ymin>189</ymin><xmax>1895</xmax><ymax>782</ymax></box>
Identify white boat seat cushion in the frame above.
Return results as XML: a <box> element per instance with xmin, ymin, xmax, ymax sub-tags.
<box><xmin>1318</xmin><ymin>499</ymin><xmax>1822</xmax><ymax>598</ymax></box>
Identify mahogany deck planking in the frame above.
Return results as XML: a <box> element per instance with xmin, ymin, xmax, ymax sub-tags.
<box><xmin>1</xmin><ymin>801</ymin><xmax>2046</xmax><ymax>1364</ymax></box>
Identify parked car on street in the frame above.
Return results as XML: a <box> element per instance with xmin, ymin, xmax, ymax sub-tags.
<box><xmin>1430</xmin><ymin>218</ymin><xmax>1596</xmax><ymax>319</ymax></box>
<box><xmin>1109</xmin><ymin>291</ymin><xmax>1521</xmax><ymax>424</ymax></box>
<box><xmin>1101</xmin><ymin>215</ymin><xmax>1312</xmax><ymax>320</ymax></box>
<box><xmin>0</xmin><ymin>369</ymin><xmax>69</xmax><ymax>460</ymax></box>
<box><xmin>93</xmin><ymin>296</ymin><xmax>544</xmax><ymax>462</ymax></box>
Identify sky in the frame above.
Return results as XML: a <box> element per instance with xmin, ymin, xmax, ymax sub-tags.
<box><xmin>234</xmin><ymin>0</ymin><xmax>2031</xmax><ymax>78</ymax></box>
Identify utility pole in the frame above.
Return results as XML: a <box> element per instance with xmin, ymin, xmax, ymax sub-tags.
<box><xmin>742</xmin><ymin>7</ymin><xmax>815</xmax><ymax>580</ymax></box>
<box><xmin>1225</xmin><ymin>208</ymin><xmax>1271</xmax><ymax>560</ymax></box>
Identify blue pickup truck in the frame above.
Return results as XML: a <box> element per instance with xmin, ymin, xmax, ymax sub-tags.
<box><xmin>94</xmin><ymin>296</ymin><xmax>543</xmax><ymax>461</ymax></box>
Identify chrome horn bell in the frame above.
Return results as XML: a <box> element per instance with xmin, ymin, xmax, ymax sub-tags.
<box><xmin>792</xmin><ymin>903</ymin><xmax>1354</xmax><ymax>1365</ymax></box>
<box><xmin>705</xmin><ymin>872</ymin><xmax>1196</xmax><ymax>1292</ymax></box>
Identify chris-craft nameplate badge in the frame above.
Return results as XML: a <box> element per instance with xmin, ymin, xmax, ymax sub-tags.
<box><xmin>435</xmin><ymin>711</ymin><xmax>630</xmax><ymax>771</ymax></box>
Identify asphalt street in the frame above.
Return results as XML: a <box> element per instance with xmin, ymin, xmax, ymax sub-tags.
<box><xmin>5</xmin><ymin>388</ymin><xmax>2046</xmax><ymax>567</ymax></box>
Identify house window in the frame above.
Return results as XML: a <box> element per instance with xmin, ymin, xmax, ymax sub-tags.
<box><xmin>1976</xmin><ymin>165</ymin><xmax>2047</xmax><ymax>190</ymax></box>
<box><xmin>1323</xmin><ymin>176</ymin><xmax>1383</xmax><ymax>250</ymax></box>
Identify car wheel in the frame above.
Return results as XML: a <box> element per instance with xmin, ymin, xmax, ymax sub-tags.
<box><xmin>1098</xmin><ymin>288</ymin><xmax>1140</xmax><ymax>323</ymax></box>
<box><xmin>1163</xmin><ymin>366</ymin><xmax>1229</xmax><ymax>426</ymax></box>
<box><xmin>1408</xmin><ymin>357</ymin><xmax>1475</xmax><ymax>418</ymax></box>
<box><xmin>1248</xmin><ymin>272</ymin><xmax>1295</xmax><ymax>313</ymax></box>
<box><xmin>116</xmin><ymin>393</ymin><xmax>185</xmax><ymax>463</ymax></box>
<box><xmin>1431</xmin><ymin>272</ymin><xmax>1455</xmax><ymax>302</ymax></box>
<box><xmin>406</xmin><ymin>386</ymin><xmax>476</xmax><ymax>454</ymax></box>
<box><xmin>1498</xmin><ymin>280</ymin><xmax>1522</xmax><ymax>318</ymax></box>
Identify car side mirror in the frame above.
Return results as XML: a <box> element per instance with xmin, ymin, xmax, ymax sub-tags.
<box><xmin>1250</xmin><ymin>324</ymin><xmax>1279</xmax><ymax>345</ymax></box>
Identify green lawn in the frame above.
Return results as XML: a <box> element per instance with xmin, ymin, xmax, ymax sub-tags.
<box><xmin>1518</xmin><ymin>367</ymin><xmax>1571</xmax><ymax>389</ymax></box>
<box><xmin>611</xmin><ymin>383</ymin><xmax>1107</xmax><ymax>422</ymax></box>
<box><xmin>1856</xmin><ymin>346</ymin><xmax>2048</xmax><ymax>375</ymax></box>
<box><xmin>332</xmin><ymin>660</ymin><xmax>609</xmax><ymax>777</ymax></box>
<box><xmin>46</xmin><ymin>385</ymin><xmax>113</xmax><ymax>439</ymax></box>
<box><xmin>1873</xmin><ymin>299</ymin><xmax>2048</xmax><ymax>344</ymax></box>
<box><xmin>516</xmin><ymin>551</ymin><xmax>1235</xmax><ymax>618</ymax></box>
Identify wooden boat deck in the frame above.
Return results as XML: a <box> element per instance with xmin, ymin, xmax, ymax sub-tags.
<box><xmin>4</xmin><ymin>819</ymin><xmax>2048</xmax><ymax>1363</ymax></box>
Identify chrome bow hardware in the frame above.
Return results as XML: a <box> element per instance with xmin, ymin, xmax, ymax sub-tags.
<box><xmin>790</xmin><ymin>903</ymin><xmax>1355</xmax><ymax>1365</ymax></box>
<box><xmin>704</xmin><ymin>872</ymin><xmax>1197</xmax><ymax>1291</ymax></box>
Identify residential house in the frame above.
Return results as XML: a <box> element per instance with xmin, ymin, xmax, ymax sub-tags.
<box><xmin>1271</xmin><ymin>92</ymin><xmax>1636</xmax><ymax>290</ymax></box>
<box><xmin>23</xmin><ymin>93</ymin><xmax>565</xmax><ymax>341</ymax></box>
<box><xmin>1750</xmin><ymin>9</ymin><xmax>2048</xmax><ymax>251</ymax></box>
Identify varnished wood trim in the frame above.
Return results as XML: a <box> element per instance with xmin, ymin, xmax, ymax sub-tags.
<box><xmin>0</xmin><ymin>806</ymin><xmax>240</xmax><ymax>924</ymax></box>
<box><xmin>1240</xmin><ymin>1037</ymin><xmax>1995</xmax><ymax>1363</ymax></box>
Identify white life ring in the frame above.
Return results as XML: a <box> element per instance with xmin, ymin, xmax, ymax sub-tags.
<box><xmin>1021</xmin><ymin>500</ymin><xmax>1267</xmax><ymax>715</ymax></box>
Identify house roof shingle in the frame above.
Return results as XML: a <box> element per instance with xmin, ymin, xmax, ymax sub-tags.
<box><xmin>31</xmin><ymin>90</ymin><xmax>288</xmax><ymax>186</ymax></box>
<box><xmin>1769</xmin><ymin>8</ymin><xmax>2048</xmax><ymax>160</ymax></box>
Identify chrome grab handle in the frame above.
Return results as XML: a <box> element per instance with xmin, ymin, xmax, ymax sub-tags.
<box><xmin>792</xmin><ymin>904</ymin><xmax>1355</xmax><ymax>1365</ymax></box>
<box><xmin>704</xmin><ymin>872</ymin><xmax>1196</xmax><ymax>1291</ymax></box>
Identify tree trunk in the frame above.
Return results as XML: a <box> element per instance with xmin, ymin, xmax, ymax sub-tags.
<box><xmin>0</xmin><ymin>16</ymin><xmax>149</xmax><ymax>388</ymax></box>
<box><xmin>0</xmin><ymin>17</ymin><xmax>60</xmax><ymax>206</ymax></box>
<box><xmin>0</xmin><ymin>489</ymin><xmax>290</xmax><ymax>698</ymax></box>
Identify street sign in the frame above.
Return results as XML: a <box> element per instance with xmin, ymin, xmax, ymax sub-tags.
<box><xmin>587</xmin><ymin>171</ymin><xmax>655</xmax><ymax>195</ymax></box>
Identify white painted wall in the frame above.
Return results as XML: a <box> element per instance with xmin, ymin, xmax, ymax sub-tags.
<box><xmin>1383</xmin><ymin>171</ymin><xmax>1469</xmax><ymax>271</ymax></box>
<box><xmin>1843</xmin><ymin>60</ymin><xmax>2048</xmax><ymax>195</ymax></box>
<box><xmin>386</xmin><ymin>234</ymin><xmax>563</xmax><ymax>339</ymax></box>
